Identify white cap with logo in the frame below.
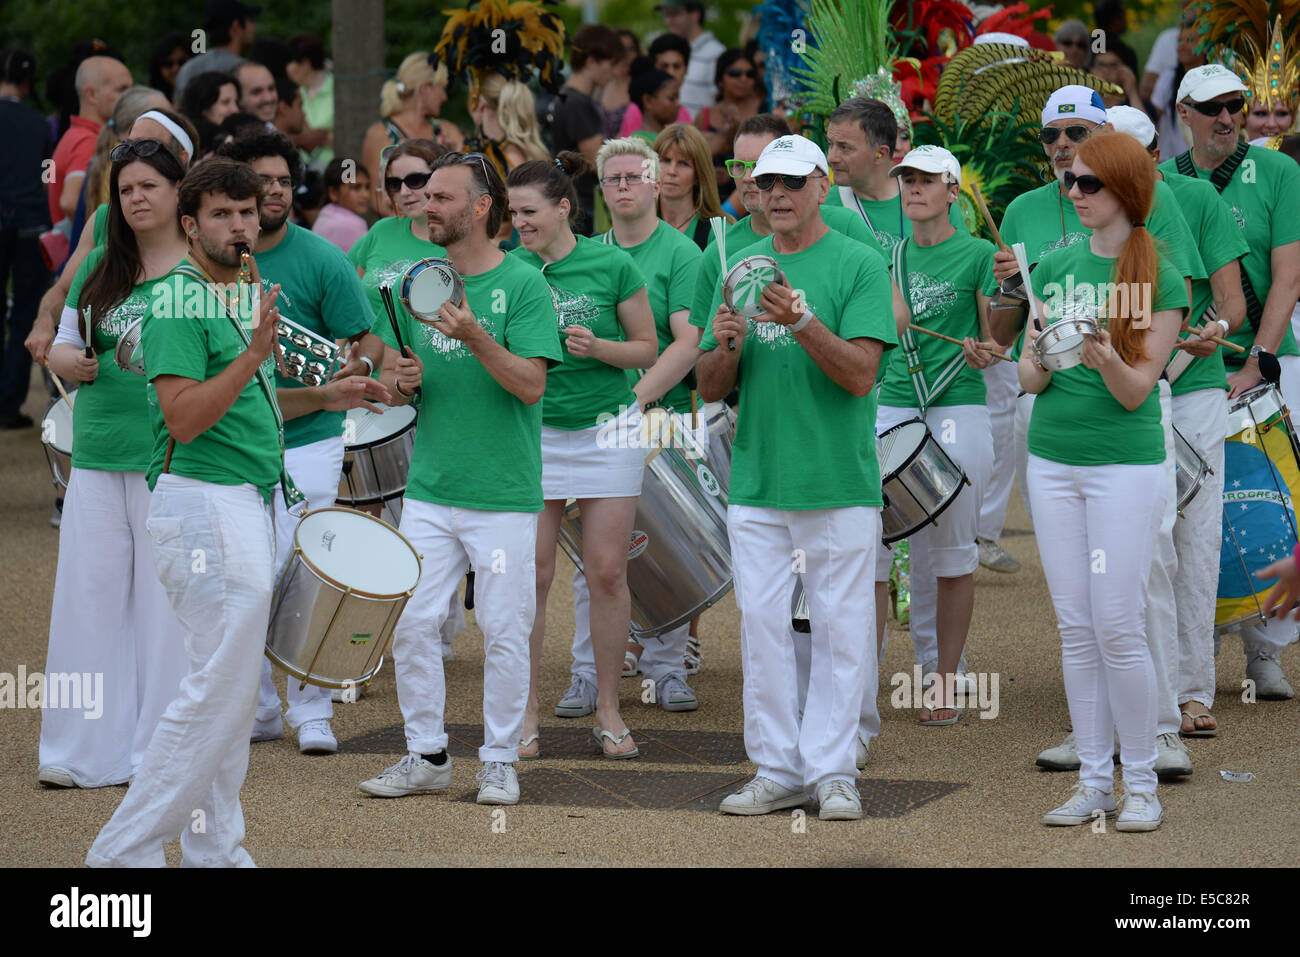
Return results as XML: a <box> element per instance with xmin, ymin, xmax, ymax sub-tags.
<box><xmin>752</xmin><ymin>135</ymin><xmax>830</xmax><ymax>178</ymax></box>
<box><xmin>1040</xmin><ymin>84</ymin><xmax>1108</xmax><ymax>127</ymax></box>
<box><xmin>1177</xmin><ymin>63</ymin><xmax>1248</xmax><ymax>104</ymax></box>
<box><xmin>889</xmin><ymin>144</ymin><xmax>962</xmax><ymax>184</ymax></box>
<box><xmin>1103</xmin><ymin>104</ymin><xmax>1158</xmax><ymax>149</ymax></box>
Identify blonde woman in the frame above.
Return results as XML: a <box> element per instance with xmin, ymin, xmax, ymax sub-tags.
<box><xmin>653</xmin><ymin>123</ymin><xmax>731</xmax><ymax>249</ymax></box>
<box><xmin>362</xmin><ymin>52</ymin><xmax>464</xmax><ymax>217</ymax></box>
<box><xmin>469</xmin><ymin>72</ymin><xmax>550</xmax><ymax>178</ymax></box>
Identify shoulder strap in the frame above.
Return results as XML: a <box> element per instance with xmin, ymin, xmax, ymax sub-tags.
<box><xmin>893</xmin><ymin>238</ymin><xmax>969</xmax><ymax>412</ymax></box>
<box><xmin>692</xmin><ymin>217</ymin><xmax>711</xmax><ymax>249</ymax></box>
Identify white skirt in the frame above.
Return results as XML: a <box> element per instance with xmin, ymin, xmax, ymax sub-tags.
<box><xmin>541</xmin><ymin>403</ymin><xmax>646</xmax><ymax>499</ymax></box>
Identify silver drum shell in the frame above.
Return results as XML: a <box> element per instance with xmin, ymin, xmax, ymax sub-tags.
<box><xmin>877</xmin><ymin>420</ymin><xmax>968</xmax><ymax>544</ymax></box>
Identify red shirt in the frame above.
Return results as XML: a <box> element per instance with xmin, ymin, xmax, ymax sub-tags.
<box><xmin>48</xmin><ymin>115</ymin><xmax>101</xmax><ymax>225</ymax></box>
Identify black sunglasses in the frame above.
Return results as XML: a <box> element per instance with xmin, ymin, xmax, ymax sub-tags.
<box><xmin>1063</xmin><ymin>170</ymin><xmax>1105</xmax><ymax>194</ymax></box>
<box><xmin>1186</xmin><ymin>96</ymin><xmax>1246</xmax><ymax>117</ymax></box>
<box><xmin>110</xmin><ymin>138</ymin><xmax>167</xmax><ymax>163</ymax></box>
<box><xmin>1039</xmin><ymin>126</ymin><xmax>1091</xmax><ymax>145</ymax></box>
<box><xmin>385</xmin><ymin>170</ymin><xmax>432</xmax><ymax>193</ymax></box>
<box><xmin>755</xmin><ymin>172</ymin><xmax>822</xmax><ymax>191</ymax></box>
<box><xmin>726</xmin><ymin>68</ymin><xmax>756</xmax><ymax>79</ymax></box>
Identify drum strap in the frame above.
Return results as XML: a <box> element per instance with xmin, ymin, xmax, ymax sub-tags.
<box><xmin>171</xmin><ymin>261</ymin><xmax>306</xmax><ymax>512</ymax></box>
<box><xmin>1174</xmin><ymin>144</ymin><xmax>1265</xmax><ymax>337</ymax></box>
<box><xmin>892</xmin><ymin>239</ymin><xmax>966</xmax><ymax>415</ymax></box>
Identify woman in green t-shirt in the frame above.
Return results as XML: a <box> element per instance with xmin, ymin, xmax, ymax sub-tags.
<box><xmin>507</xmin><ymin>152</ymin><xmax>658</xmax><ymax>759</ymax></box>
<box><xmin>40</xmin><ymin>141</ymin><xmax>192</xmax><ymax>789</ymax></box>
<box><xmin>1019</xmin><ymin>132</ymin><xmax>1186</xmax><ymax>833</ymax></box>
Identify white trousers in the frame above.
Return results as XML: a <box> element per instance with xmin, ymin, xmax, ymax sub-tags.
<box><xmin>87</xmin><ymin>475</ymin><xmax>275</xmax><ymax>867</ymax></box>
<box><xmin>1014</xmin><ymin>391</ymin><xmax>1035</xmax><ymax>528</ymax></box>
<box><xmin>873</xmin><ymin>404</ymin><xmax>992</xmax><ymax>669</ymax></box>
<box><xmin>391</xmin><ymin>500</ymin><xmax>537</xmax><ymax>762</ymax></box>
<box><xmin>1145</xmin><ymin>382</ymin><xmax>1180</xmax><ymax>737</ymax></box>
<box><xmin>1172</xmin><ymin>388</ymin><xmax>1228</xmax><ymax>709</ymax></box>
<box><xmin>570</xmin><ymin>571</ymin><xmax>691</xmax><ymax>685</ymax></box>
<box><xmin>979</xmin><ymin>360</ymin><xmax>1020</xmax><ymax>541</ymax></box>
<box><xmin>729</xmin><ymin>503</ymin><xmax>879</xmax><ymax>792</ymax></box>
<box><xmin>39</xmin><ymin>468</ymin><xmax>188</xmax><ymax>787</ymax></box>
<box><xmin>1027</xmin><ymin>455</ymin><xmax>1164</xmax><ymax>794</ymax></box>
<box><xmin>257</xmin><ymin>437</ymin><xmax>344</xmax><ymax>727</ymax></box>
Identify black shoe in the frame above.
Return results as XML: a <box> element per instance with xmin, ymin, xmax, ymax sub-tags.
<box><xmin>0</xmin><ymin>412</ymin><xmax>34</xmax><ymax>429</ymax></box>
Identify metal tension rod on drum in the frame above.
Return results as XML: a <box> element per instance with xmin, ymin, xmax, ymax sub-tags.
<box><xmin>299</xmin><ymin>589</ymin><xmax>354</xmax><ymax>693</ymax></box>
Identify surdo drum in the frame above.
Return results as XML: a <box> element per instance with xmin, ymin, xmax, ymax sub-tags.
<box><xmin>337</xmin><ymin>402</ymin><xmax>417</xmax><ymax>511</ymax></box>
<box><xmin>876</xmin><ymin>419</ymin><xmax>969</xmax><ymax>544</ymax></box>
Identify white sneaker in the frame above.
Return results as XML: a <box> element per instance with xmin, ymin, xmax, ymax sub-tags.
<box><xmin>684</xmin><ymin>635</ymin><xmax>702</xmax><ymax>675</ymax></box>
<box><xmin>1041</xmin><ymin>783</ymin><xmax>1117</xmax><ymax>826</ymax></box>
<box><xmin>1153</xmin><ymin>732</ymin><xmax>1191</xmax><ymax>778</ymax></box>
<box><xmin>251</xmin><ymin>715</ymin><xmax>284</xmax><ymax>742</ymax></box>
<box><xmin>298</xmin><ymin>719</ymin><xmax>338</xmax><ymax>755</ymax></box>
<box><xmin>1246</xmin><ymin>655</ymin><xmax>1295</xmax><ymax>700</ymax></box>
<box><xmin>554</xmin><ymin>675</ymin><xmax>598</xmax><ymax>718</ymax></box>
<box><xmin>657</xmin><ymin>674</ymin><xmax>698</xmax><ymax>712</ymax></box>
<box><xmin>358</xmin><ymin>753</ymin><xmax>451</xmax><ymax>797</ymax></box>
<box><xmin>1116</xmin><ymin>790</ymin><xmax>1163</xmax><ymax>832</ymax></box>
<box><xmin>719</xmin><ymin>776</ymin><xmax>806</xmax><ymax>816</ymax></box>
<box><xmin>475</xmin><ymin>761</ymin><xmax>519</xmax><ymax>805</ymax></box>
<box><xmin>817</xmin><ymin>780</ymin><xmax>863</xmax><ymax>820</ymax></box>
<box><xmin>38</xmin><ymin>766</ymin><xmax>76</xmax><ymax>788</ymax></box>
<box><xmin>977</xmin><ymin>536</ymin><xmax>1021</xmax><ymax>573</ymax></box>
<box><xmin>855</xmin><ymin>736</ymin><xmax>870</xmax><ymax>771</ymax></box>
<box><xmin>1036</xmin><ymin>730</ymin><xmax>1122</xmax><ymax>771</ymax></box>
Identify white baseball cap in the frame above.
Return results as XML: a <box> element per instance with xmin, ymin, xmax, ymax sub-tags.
<box><xmin>752</xmin><ymin>135</ymin><xmax>829</xmax><ymax>178</ymax></box>
<box><xmin>1041</xmin><ymin>84</ymin><xmax>1108</xmax><ymax>127</ymax></box>
<box><xmin>1104</xmin><ymin>104</ymin><xmax>1158</xmax><ymax>149</ymax></box>
<box><xmin>1177</xmin><ymin>64</ymin><xmax>1248</xmax><ymax>103</ymax></box>
<box><xmin>974</xmin><ymin>32</ymin><xmax>1029</xmax><ymax>46</ymax></box>
<box><xmin>890</xmin><ymin>144</ymin><xmax>962</xmax><ymax>184</ymax></box>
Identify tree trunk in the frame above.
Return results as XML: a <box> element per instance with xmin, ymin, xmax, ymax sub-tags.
<box><xmin>332</xmin><ymin>0</ymin><xmax>385</xmax><ymax>175</ymax></box>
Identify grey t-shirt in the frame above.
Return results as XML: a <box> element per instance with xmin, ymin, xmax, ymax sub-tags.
<box><xmin>174</xmin><ymin>50</ymin><xmax>245</xmax><ymax>102</ymax></box>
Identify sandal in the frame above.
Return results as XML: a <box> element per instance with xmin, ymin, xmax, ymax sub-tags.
<box><xmin>518</xmin><ymin>733</ymin><xmax>541</xmax><ymax>759</ymax></box>
<box><xmin>623</xmin><ymin>638</ymin><xmax>642</xmax><ymax>677</ymax></box>
<box><xmin>592</xmin><ymin>725</ymin><xmax>639</xmax><ymax>760</ymax></box>
<box><xmin>919</xmin><ymin>706</ymin><xmax>961</xmax><ymax>726</ymax></box>
<box><xmin>1179</xmin><ymin>707</ymin><xmax>1219</xmax><ymax>738</ymax></box>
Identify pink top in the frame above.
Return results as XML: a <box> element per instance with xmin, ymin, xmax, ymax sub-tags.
<box><xmin>618</xmin><ymin>102</ymin><xmax>692</xmax><ymax>139</ymax></box>
<box><xmin>313</xmin><ymin>203</ymin><xmax>368</xmax><ymax>254</ymax></box>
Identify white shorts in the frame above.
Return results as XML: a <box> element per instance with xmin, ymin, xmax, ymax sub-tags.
<box><xmin>541</xmin><ymin>402</ymin><xmax>645</xmax><ymax>499</ymax></box>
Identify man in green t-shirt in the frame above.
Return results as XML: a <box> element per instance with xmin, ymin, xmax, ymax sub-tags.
<box><xmin>86</xmin><ymin>158</ymin><xmax>385</xmax><ymax>867</ymax></box>
<box><xmin>1161</xmin><ymin>65</ymin><xmax>1300</xmax><ymax>700</ymax></box>
<box><xmin>358</xmin><ymin>153</ymin><xmax>561</xmax><ymax>807</ymax></box>
<box><xmin>217</xmin><ymin>131</ymin><xmax>387</xmax><ymax>756</ymax></box>
<box><xmin>697</xmin><ymin>135</ymin><xmax>897</xmax><ymax>822</ymax></box>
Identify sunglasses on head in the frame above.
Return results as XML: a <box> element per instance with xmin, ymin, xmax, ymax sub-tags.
<box><xmin>755</xmin><ymin>172</ymin><xmax>822</xmax><ymax>191</ymax></box>
<box><xmin>726</xmin><ymin>68</ymin><xmax>756</xmax><ymax>79</ymax></box>
<box><xmin>110</xmin><ymin>138</ymin><xmax>168</xmax><ymax>163</ymax></box>
<box><xmin>724</xmin><ymin>158</ymin><xmax>756</xmax><ymax>177</ymax></box>
<box><xmin>1039</xmin><ymin>125</ymin><xmax>1091</xmax><ymax>145</ymax></box>
<box><xmin>385</xmin><ymin>170</ymin><xmax>432</xmax><ymax>193</ymax></box>
<box><xmin>1063</xmin><ymin>170</ymin><xmax>1105</xmax><ymax>194</ymax></box>
<box><xmin>1186</xmin><ymin>96</ymin><xmax>1246</xmax><ymax>117</ymax></box>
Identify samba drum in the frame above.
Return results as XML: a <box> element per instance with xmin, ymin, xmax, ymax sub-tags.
<box><xmin>337</xmin><ymin>403</ymin><xmax>417</xmax><ymax>509</ymax></box>
<box><xmin>1032</xmin><ymin>316</ymin><xmax>1101</xmax><ymax>372</ymax></box>
<box><xmin>1173</xmin><ymin>425</ymin><xmax>1210</xmax><ymax>516</ymax></box>
<box><xmin>877</xmin><ymin>419</ymin><xmax>969</xmax><ymax>544</ymax></box>
<box><xmin>557</xmin><ymin>413</ymin><xmax>732</xmax><ymax>637</ymax></box>
<box><xmin>1216</xmin><ymin>383</ymin><xmax>1300</xmax><ymax>631</ymax></box>
<box><xmin>266</xmin><ymin>507</ymin><xmax>422</xmax><ymax>689</ymax></box>
<box><xmin>114</xmin><ymin>317</ymin><xmax>145</xmax><ymax>375</ymax></box>
<box><xmin>722</xmin><ymin>255</ymin><xmax>780</xmax><ymax>318</ymax></box>
<box><xmin>702</xmin><ymin>400</ymin><xmax>737</xmax><ymax>494</ymax></box>
<box><xmin>41</xmin><ymin>394</ymin><xmax>75</xmax><ymax>490</ymax></box>
<box><xmin>400</xmin><ymin>258</ymin><xmax>464</xmax><ymax>322</ymax></box>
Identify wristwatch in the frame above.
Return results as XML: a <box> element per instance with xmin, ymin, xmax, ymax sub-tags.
<box><xmin>1250</xmin><ymin>345</ymin><xmax>1264</xmax><ymax>360</ymax></box>
<box><xmin>789</xmin><ymin>310</ymin><xmax>814</xmax><ymax>334</ymax></box>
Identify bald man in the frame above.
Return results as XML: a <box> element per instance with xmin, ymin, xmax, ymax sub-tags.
<box><xmin>49</xmin><ymin>56</ymin><xmax>133</xmax><ymax>225</ymax></box>
<box><xmin>237</xmin><ymin>61</ymin><xmax>278</xmax><ymax>124</ymax></box>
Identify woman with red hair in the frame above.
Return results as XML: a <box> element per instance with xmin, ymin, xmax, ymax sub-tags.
<box><xmin>1017</xmin><ymin>131</ymin><xmax>1187</xmax><ymax>833</ymax></box>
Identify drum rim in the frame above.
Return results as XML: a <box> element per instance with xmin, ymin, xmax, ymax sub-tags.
<box><xmin>291</xmin><ymin>506</ymin><xmax>422</xmax><ymax>598</ymax></box>
<box><xmin>1034</xmin><ymin>316</ymin><xmax>1097</xmax><ymax>358</ymax></box>
<box><xmin>41</xmin><ymin>395</ymin><xmax>75</xmax><ymax>454</ymax></box>
<box><xmin>876</xmin><ymin>417</ymin><xmax>935</xmax><ymax>479</ymax></box>
<box><xmin>722</xmin><ymin>254</ymin><xmax>779</xmax><ymax>317</ymax></box>
<box><xmin>399</xmin><ymin>256</ymin><xmax>464</xmax><ymax>320</ymax></box>
<box><xmin>263</xmin><ymin>647</ymin><xmax>386</xmax><ymax>690</ymax></box>
<box><xmin>344</xmin><ymin>404</ymin><xmax>418</xmax><ymax>451</ymax></box>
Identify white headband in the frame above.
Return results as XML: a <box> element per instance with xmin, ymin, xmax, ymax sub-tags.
<box><xmin>136</xmin><ymin>110</ymin><xmax>193</xmax><ymax>163</ymax></box>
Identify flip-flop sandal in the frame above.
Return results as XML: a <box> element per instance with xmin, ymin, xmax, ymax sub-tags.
<box><xmin>518</xmin><ymin>733</ymin><xmax>541</xmax><ymax>759</ymax></box>
<box><xmin>592</xmin><ymin>725</ymin><xmax>640</xmax><ymax>759</ymax></box>
<box><xmin>1179</xmin><ymin>708</ymin><xmax>1219</xmax><ymax>737</ymax></box>
<box><xmin>919</xmin><ymin>706</ymin><xmax>961</xmax><ymax>727</ymax></box>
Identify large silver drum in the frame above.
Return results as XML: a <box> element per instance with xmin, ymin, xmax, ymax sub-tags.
<box><xmin>41</xmin><ymin>394</ymin><xmax>75</xmax><ymax>490</ymax></box>
<box><xmin>266</xmin><ymin>508</ymin><xmax>422</xmax><ymax>689</ymax></box>
<box><xmin>1173</xmin><ymin>424</ymin><xmax>1210</xmax><ymax>515</ymax></box>
<box><xmin>557</xmin><ymin>435</ymin><xmax>732</xmax><ymax>638</ymax></box>
<box><xmin>877</xmin><ymin>419</ymin><xmax>968</xmax><ymax>544</ymax></box>
<box><xmin>337</xmin><ymin>403</ymin><xmax>417</xmax><ymax>508</ymax></box>
<box><xmin>702</xmin><ymin>400</ymin><xmax>737</xmax><ymax>494</ymax></box>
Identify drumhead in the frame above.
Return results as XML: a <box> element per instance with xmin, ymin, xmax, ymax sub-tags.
<box><xmin>345</xmin><ymin>402</ymin><xmax>417</xmax><ymax>447</ymax></box>
<box><xmin>294</xmin><ymin>508</ymin><xmax>420</xmax><ymax>596</ymax></box>
<box><xmin>1041</xmin><ymin>329</ymin><xmax>1087</xmax><ymax>356</ymax></box>
<box><xmin>402</xmin><ymin>259</ymin><xmax>461</xmax><ymax>321</ymax></box>
<box><xmin>42</xmin><ymin>395</ymin><xmax>75</xmax><ymax>454</ymax></box>
<box><xmin>723</xmin><ymin>256</ymin><xmax>779</xmax><ymax>319</ymax></box>
<box><xmin>877</xmin><ymin>420</ymin><xmax>929</xmax><ymax>475</ymax></box>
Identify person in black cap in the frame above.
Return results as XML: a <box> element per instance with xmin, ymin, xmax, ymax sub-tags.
<box><xmin>173</xmin><ymin>1</ymin><xmax>261</xmax><ymax>103</ymax></box>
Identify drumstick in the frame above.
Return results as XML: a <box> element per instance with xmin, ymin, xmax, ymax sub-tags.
<box><xmin>46</xmin><ymin>366</ymin><xmax>75</xmax><ymax>412</ymax></box>
<box><xmin>970</xmin><ymin>182</ymin><xmax>1007</xmax><ymax>251</ymax></box>
<box><xmin>1191</xmin><ymin>325</ymin><xmax>1247</xmax><ymax>353</ymax></box>
<box><xmin>379</xmin><ymin>284</ymin><xmax>421</xmax><ymax>399</ymax></box>
<box><xmin>690</xmin><ymin>388</ymin><xmax>698</xmax><ymax>430</ymax></box>
<box><xmin>908</xmin><ymin>323</ymin><xmax>1015</xmax><ymax>363</ymax></box>
<box><xmin>1011</xmin><ymin>242</ymin><xmax>1041</xmax><ymax>330</ymax></box>
<box><xmin>710</xmin><ymin>216</ymin><xmax>734</xmax><ymax>352</ymax></box>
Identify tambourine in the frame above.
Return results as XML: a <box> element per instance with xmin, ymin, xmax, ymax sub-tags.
<box><xmin>114</xmin><ymin>317</ymin><xmax>146</xmax><ymax>376</ymax></box>
<box><xmin>722</xmin><ymin>255</ymin><xmax>780</xmax><ymax>319</ymax></box>
<box><xmin>399</xmin><ymin>257</ymin><xmax>465</xmax><ymax>324</ymax></box>
<box><xmin>1032</xmin><ymin>316</ymin><xmax>1100</xmax><ymax>372</ymax></box>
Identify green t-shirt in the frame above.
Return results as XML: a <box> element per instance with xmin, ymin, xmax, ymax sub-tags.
<box><xmin>143</xmin><ymin>259</ymin><xmax>284</xmax><ymax>499</ymax></box>
<box><xmin>824</xmin><ymin>184</ymin><xmax>967</xmax><ymax>253</ymax></box>
<box><xmin>598</xmin><ymin>220</ymin><xmax>701</xmax><ymax>412</ymax></box>
<box><xmin>91</xmin><ymin>203</ymin><xmax>108</xmax><ymax>246</ymax></box>
<box><xmin>1019</xmin><ymin>242</ymin><xmax>1189</xmax><ymax>466</ymax></box>
<box><xmin>65</xmin><ymin>246</ymin><xmax>174</xmax><ymax>471</ymax></box>
<box><xmin>1159</xmin><ymin>145</ymin><xmax>1300</xmax><ymax>362</ymax></box>
<box><xmin>347</xmin><ymin>216</ymin><xmax>447</xmax><ymax>332</ymax></box>
<box><xmin>300</xmin><ymin>72</ymin><xmax>335</xmax><ymax>167</ymax></box>
<box><xmin>631</xmin><ymin>129</ymin><xmax>657</xmax><ymax>144</ymax></box>
<box><xmin>373</xmin><ymin>253</ymin><xmax>562</xmax><ymax>512</ymax></box>
<box><xmin>256</xmin><ymin>224</ymin><xmax>373</xmax><ymax>448</ymax></box>
<box><xmin>879</xmin><ymin>229</ymin><xmax>999</xmax><ymax>408</ymax></box>
<box><xmin>1161</xmin><ymin>170</ymin><xmax>1250</xmax><ymax>397</ymax></box>
<box><xmin>690</xmin><ymin>206</ymin><xmax>885</xmax><ymax>332</ymax></box>
<box><xmin>700</xmin><ymin>230</ymin><xmax>898</xmax><ymax>509</ymax></box>
<box><xmin>511</xmin><ymin>236</ymin><xmax>646</xmax><ymax>430</ymax></box>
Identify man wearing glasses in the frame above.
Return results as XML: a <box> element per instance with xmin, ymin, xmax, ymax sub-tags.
<box><xmin>696</xmin><ymin>135</ymin><xmax>896</xmax><ymax>821</ymax></box>
<box><xmin>216</xmin><ymin>131</ymin><xmax>385</xmax><ymax>755</ymax></box>
<box><xmin>1160</xmin><ymin>64</ymin><xmax>1300</xmax><ymax>702</ymax></box>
